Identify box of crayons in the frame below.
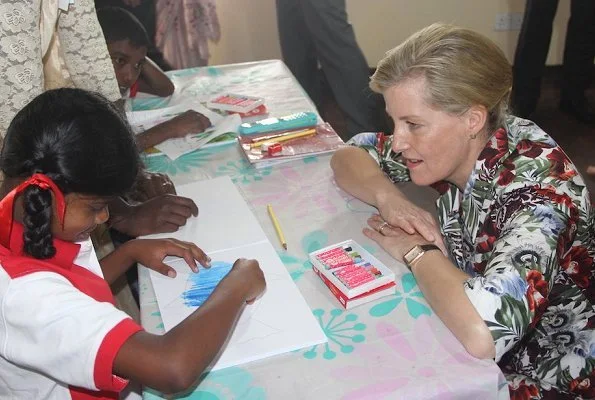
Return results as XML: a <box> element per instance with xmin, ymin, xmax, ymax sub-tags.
<box><xmin>309</xmin><ymin>240</ymin><xmax>396</xmax><ymax>309</ymax></box>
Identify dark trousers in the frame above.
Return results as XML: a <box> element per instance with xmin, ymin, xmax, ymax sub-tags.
<box><xmin>512</xmin><ymin>0</ymin><xmax>595</xmax><ymax>116</ymax></box>
<box><xmin>276</xmin><ymin>0</ymin><xmax>382</xmax><ymax>139</ymax></box>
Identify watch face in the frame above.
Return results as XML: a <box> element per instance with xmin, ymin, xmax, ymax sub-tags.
<box><xmin>404</xmin><ymin>246</ymin><xmax>423</xmax><ymax>264</ymax></box>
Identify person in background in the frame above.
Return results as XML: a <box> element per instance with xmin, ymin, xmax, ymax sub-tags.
<box><xmin>331</xmin><ymin>23</ymin><xmax>594</xmax><ymax>398</ymax></box>
<box><xmin>275</xmin><ymin>0</ymin><xmax>384</xmax><ymax>140</ymax></box>
<box><xmin>0</xmin><ymin>0</ymin><xmax>193</xmax><ymax>238</ymax></box>
<box><xmin>154</xmin><ymin>0</ymin><xmax>221</xmax><ymax>69</ymax></box>
<box><xmin>512</xmin><ymin>0</ymin><xmax>595</xmax><ymax>123</ymax></box>
<box><xmin>0</xmin><ymin>88</ymin><xmax>266</xmax><ymax>399</ymax></box>
<box><xmin>97</xmin><ymin>6</ymin><xmax>212</xmax><ymax>151</ymax></box>
<box><xmin>95</xmin><ymin>0</ymin><xmax>172</xmax><ymax>71</ymax></box>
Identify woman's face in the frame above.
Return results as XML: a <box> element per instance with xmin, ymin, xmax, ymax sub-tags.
<box><xmin>384</xmin><ymin>77</ymin><xmax>486</xmax><ymax>189</ymax></box>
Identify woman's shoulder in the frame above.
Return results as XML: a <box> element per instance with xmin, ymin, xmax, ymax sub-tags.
<box><xmin>496</xmin><ymin>116</ymin><xmax>587</xmax><ymax>199</ymax></box>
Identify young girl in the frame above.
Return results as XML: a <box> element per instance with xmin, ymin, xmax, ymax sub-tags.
<box><xmin>0</xmin><ymin>88</ymin><xmax>265</xmax><ymax>398</ymax></box>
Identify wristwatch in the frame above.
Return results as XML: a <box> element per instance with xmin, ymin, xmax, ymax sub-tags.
<box><xmin>403</xmin><ymin>244</ymin><xmax>441</xmax><ymax>270</ymax></box>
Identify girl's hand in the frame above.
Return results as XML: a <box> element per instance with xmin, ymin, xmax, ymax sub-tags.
<box><xmin>376</xmin><ymin>192</ymin><xmax>444</xmax><ymax>252</ymax></box>
<box><xmin>223</xmin><ymin>258</ymin><xmax>266</xmax><ymax>304</ymax></box>
<box><xmin>165</xmin><ymin>110</ymin><xmax>211</xmax><ymax>139</ymax></box>
<box><xmin>126</xmin><ymin>239</ymin><xmax>211</xmax><ymax>277</ymax></box>
<box><xmin>363</xmin><ymin>215</ymin><xmax>440</xmax><ymax>262</ymax></box>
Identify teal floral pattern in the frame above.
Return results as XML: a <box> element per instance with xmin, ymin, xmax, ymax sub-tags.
<box><xmin>215</xmin><ymin>159</ymin><xmax>272</xmax><ymax>184</ymax></box>
<box><xmin>303</xmin><ymin>308</ymin><xmax>366</xmax><ymax>360</ymax></box>
<box><xmin>143</xmin><ymin>146</ymin><xmax>229</xmax><ymax>176</ymax></box>
<box><xmin>277</xmin><ymin>230</ymin><xmax>328</xmax><ymax>281</ymax></box>
<box><xmin>144</xmin><ymin>367</ymin><xmax>265</xmax><ymax>400</ymax></box>
<box><xmin>369</xmin><ymin>273</ymin><xmax>432</xmax><ymax>319</ymax></box>
<box><xmin>351</xmin><ymin>117</ymin><xmax>595</xmax><ymax>398</ymax></box>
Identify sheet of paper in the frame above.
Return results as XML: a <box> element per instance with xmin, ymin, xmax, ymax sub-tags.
<box><xmin>144</xmin><ymin>176</ymin><xmax>327</xmax><ymax>371</ymax></box>
<box><xmin>140</xmin><ymin>176</ymin><xmax>267</xmax><ymax>253</ymax></box>
<box><xmin>154</xmin><ymin>114</ymin><xmax>240</xmax><ymax>160</ymax></box>
<box><xmin>149</xmin><ymin>242</ymin><xmax>327</xmax><ymax>370</ymax></box>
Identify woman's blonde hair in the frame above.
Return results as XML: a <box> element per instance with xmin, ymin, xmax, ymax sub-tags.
<box><xmin>370</xmin><ymin>23</ymin><xmax>512</xmax><ymax>133</ymax></box>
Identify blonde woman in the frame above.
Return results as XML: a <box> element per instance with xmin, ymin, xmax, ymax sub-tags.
<box><xmin>331</xmin><ymin>24</ymin><xmax>594</xmax><ymax>398</ymax></box>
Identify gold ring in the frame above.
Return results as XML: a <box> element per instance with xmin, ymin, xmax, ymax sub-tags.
<box><xmin>378</xmin><ymin>221</ymin><xmax>389</xmax><ymax>235</ymax></box>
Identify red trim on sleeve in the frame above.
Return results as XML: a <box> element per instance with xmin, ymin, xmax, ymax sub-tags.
<box><xmin>94</xmin><ymin>318</ymin><xmax>143</xmax><ymax>391</ymax></box>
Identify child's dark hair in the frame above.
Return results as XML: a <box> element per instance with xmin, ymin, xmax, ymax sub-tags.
<box><xmin>97</xmin><ymin>6</ymin><xmax>150</xmax><ymax>48</ymax></box>
<box><xmin>0</xmin><ymin>88</ymin><xmax>140</xmax><ymax>259</ymax></box>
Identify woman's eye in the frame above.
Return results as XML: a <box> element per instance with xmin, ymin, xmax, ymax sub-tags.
<box><xmin>406</xmin><ymin>121</ymin><xmax>420</xmax><ymax>129</ymax></box>
<box><xmin>113</xmin><ymin>57</ymin><xmax>124</xmax><ymax>65</ymax></box>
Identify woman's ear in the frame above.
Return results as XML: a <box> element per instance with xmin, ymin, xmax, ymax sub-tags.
<box><xmin>465</xmin><ymin>105</ymin><xmax>488</xmax><ymax>138</ymax></box>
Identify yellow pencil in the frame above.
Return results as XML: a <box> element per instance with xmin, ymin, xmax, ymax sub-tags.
<box><xmin>267</xmin><ymin>204</ymin><xmax>287</xmax><ymax>250</ymax></box>
<box><xmin>250</xmin><ymin>128</ymin><xmax>316</xmax><ymax>149</ymax></box>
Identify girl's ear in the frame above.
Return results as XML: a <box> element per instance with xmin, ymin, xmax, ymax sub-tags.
<box><xmin>465</xmin><ymin>105</ymin><xmax>488</xmax><ymax>138</ymax></box>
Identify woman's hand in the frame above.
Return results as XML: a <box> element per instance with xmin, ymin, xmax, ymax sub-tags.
<box><xmin>364</xmin><ymin>214</ymin><xmax>439</xmax><ymax>261</ymax></box>
<box><xmin>376</xmin><ymin>192</ymin><xmax>445</xmax><ymax>252</ymax></box>
<box><xmin>164</xmin><ymin>110</ymin><xmax>211</xmax><ymax>139</ymax></box>
<box><xmin>223</xmin><ymin>258</ymin><xmax>267</xmax><ymax>304</ymax></box>
<box><xmin>125</xmin><ymin>238</ymin><xmax>211</xmax><ymax>277</ymax></box>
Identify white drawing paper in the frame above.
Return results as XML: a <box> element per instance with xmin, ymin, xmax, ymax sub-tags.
<box><xmin>143</xmin><ymin>176</ymin><xmax>327</xmax><ymax>371</ymax></box>
<box><xmin>141</xmin><ymin>176</ymin><xmax>267</xmax><ymax>253</ymax></box>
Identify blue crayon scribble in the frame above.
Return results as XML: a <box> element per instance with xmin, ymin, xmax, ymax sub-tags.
<box><xmin>181</xmin><ymin>261</ymin><xmax>233</xmax><ymax>307</ymax></box>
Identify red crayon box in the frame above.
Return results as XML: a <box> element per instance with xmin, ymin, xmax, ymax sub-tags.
<box><xmin>207</xmin><ymin>93</ymin><xmax>265</xmax><ymax>114</ymax></box>
<box><xmin>309</xmin><ymin>240</ymin><xmax>396</xmax><ymax>308</ymax></box>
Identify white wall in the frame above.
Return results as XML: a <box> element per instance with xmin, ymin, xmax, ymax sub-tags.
<box><xmin>209</xmin><ymin>0</ymin><xmax>572</xmax><ymax>67</ymax></box>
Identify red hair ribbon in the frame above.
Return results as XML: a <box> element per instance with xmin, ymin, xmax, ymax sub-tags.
<box><xmin>0</xmin><ymin>173</ymin><xmax>66</xmax><ymax>250</ymax></box>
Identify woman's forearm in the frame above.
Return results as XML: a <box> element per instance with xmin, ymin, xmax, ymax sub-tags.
<box><xmin>331</xmin><ymin>147</ymin><xmax>406</xmax><ymax>207</ymax></box>
<box><xmin>410</xmin><ymin>250</ymin><xmax>496</xmax><ymax>359</ymax></box>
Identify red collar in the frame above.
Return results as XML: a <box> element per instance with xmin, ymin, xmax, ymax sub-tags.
<box><xmin>0</xmin><ymin>174</ymin><xmax>74</xmax><ymax>267</ymax></box>
<box><xmin>5</xmin><ymin>223</ymin><xmax>80</xmax><ymax>270</ymax></box>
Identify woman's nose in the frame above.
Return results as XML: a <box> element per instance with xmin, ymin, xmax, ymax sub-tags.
<box><xmin>391</xmin><ymin>126</ymin><xmax>409</xmax><ymax>153</ymax></box>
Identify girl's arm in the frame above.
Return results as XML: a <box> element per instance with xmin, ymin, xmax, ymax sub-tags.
<box><xmin>114</xmin><ymin>258</ymin><xmax>265</xmax><ymax>394</ymax></box>
<box><xmin>136</xmin><ymin>57</ymin><xmax>174</xmax><ymax>97</ymax></box>
<box><xmin>100</xmin><ymin>239</ymin><xmax>208</xmax><ymax>285</ymax></box>
<box><xmin>135</xmin><ymin>111</ymin><xmax>211</xmax><ymax>150</ymax></box>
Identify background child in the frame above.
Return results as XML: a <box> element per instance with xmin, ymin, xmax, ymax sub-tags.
<box><xmin>97</xmin><ymin>6</ymin><xmax>212</xmax><ymax>150</ymax></box>
<box><xmin>0</xmin><ymin>88</ymin><xmax>266</xmax><ymax>398</ymax></box>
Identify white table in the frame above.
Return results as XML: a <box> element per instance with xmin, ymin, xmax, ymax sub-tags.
<box><xmin>135</xmin><ymin>60</ymin><xmax>509</xmax><ymax>400</ymax></box>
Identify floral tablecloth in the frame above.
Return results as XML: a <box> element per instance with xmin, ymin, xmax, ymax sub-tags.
<box><xmin>136</xmin><ymin>60</ymin><xmax>509</xmax><ymax>400</ymax></box>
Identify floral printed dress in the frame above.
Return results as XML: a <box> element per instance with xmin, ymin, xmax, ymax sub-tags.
<box><xmin>350</xmin><ymin>117</ymin><xmax>595</xmax><ymax>399</ymax></box>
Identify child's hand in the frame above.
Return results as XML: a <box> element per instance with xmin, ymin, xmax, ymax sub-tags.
<box><xmin>126</xmin><ymin>238</ymin><xmax>210</xmax><ymax>277</ymax></box>
<box><xmin>587</xmin><ymin>165</ymin><xmax>595</xmax><ymax>176</ymax></box>
<box><xmin>111</xmin><ymin>194</ymin><xmax>199</xmax><ymax>237</ymax></box>
<box><xmin>224</xmin><ymin>258</ymin><xmax>266</xmax><ymax>304</ymax></box>
<box><xmin>129</xmin><ymin>171</ymin><xmax>176</xmax><ymax>203</ymax></box>
<box><xmin>166</xmin><ymin>110</ymin><xmax>211</xmax><ymax>139</ymax></box>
